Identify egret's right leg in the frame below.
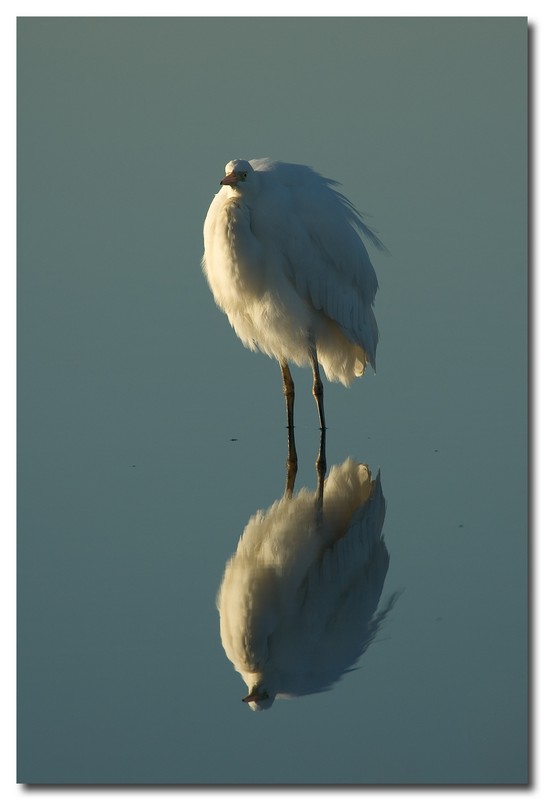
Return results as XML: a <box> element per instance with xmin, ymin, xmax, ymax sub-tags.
<box><xmin>280</xmin><ymin>361</ymin><xmax>298</xmax><ymax>497</ymax></box>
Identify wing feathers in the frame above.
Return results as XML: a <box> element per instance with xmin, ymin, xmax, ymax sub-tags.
<box><xmin>250</xmin><ymin>160</ymin><xmax>380</xmax><ymax>362</ymax></box>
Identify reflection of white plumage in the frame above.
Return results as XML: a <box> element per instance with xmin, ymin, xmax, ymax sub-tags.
<box><xmin>202</xmin><ymin>159</ymin><xmax>382</xmax><ymax>432</ymax></box>
<box><xmin>217</xmin><ymin>459</ymin><xmax>393</xmax><ymax>711</ymax></box>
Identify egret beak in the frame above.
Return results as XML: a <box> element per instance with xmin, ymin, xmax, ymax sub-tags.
<box><xmin>220</xmin><ymin>172</ymin><xmax>239</xmax><ymax>186</ymax></box>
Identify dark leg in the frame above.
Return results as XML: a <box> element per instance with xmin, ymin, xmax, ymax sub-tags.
<box><xmin>316</xmin><ymin>425</ymin><xmax>326</xmax><ymax>510</ymax></box>
<box><xmin>309</xmin><ymin>346</ymin><xmax>326</xmax><ymax>432</ymax></box>
<box><xmin>280</xmin><ymin>360</ymin><xmax>298</xmax><ymax>498</ymax></box>
<box><xmin>309</xmin><ymin>346</ymin><xmax>327</xmax><ymax>498</ymax></box>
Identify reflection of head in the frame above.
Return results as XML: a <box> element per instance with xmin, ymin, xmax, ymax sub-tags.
<box><xmin>217</xmin><ymin>459</ymin><xmax>395</xmax><ymax>711</ymax></box>
<box><xmin>242</xmin><ymin>683</ymin><xmax>276</xmax><ymax>712</ymax></box>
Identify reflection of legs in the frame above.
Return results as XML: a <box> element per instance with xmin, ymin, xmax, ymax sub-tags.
<box><xmin>280</xmin><ymin>360</ymin><xmax>298</xmax><ymax>498</ymax></box>
<box><xmin>316</xmin><ymin>426</ymin><xmax>326</xmax><ymax>509</ymax></box>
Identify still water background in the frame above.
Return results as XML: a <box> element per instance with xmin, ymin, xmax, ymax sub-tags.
<box><xmin>17</xmin><ymin>17</ymin><xmax>527</xmax><ymax>784</ymax></box>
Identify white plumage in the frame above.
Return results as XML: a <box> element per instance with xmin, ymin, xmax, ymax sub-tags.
<box><xmin>202</xmin><ymin>158</ymin><xmax>382</xmax><ymax>430</ymax></box>
<box><xmin>217</xmin><ymin>459</ymin><xmax>394</xmax><ymax>711</ymax></box>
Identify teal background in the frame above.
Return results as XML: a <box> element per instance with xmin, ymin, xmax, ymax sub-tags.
<box><xmin>17</xmin><ymin>17</ymin><xmax>527</xmax><ymax>784</ymax></box>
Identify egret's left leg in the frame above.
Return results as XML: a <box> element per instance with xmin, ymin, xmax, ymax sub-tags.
<box><xmin>280</xmin><ymin>360</ymin><xmax>298</xmax><ymax>498</ymax></box>
<box><xmin>316</xmin><ymin>426</ymin><xmax>326</xmax><ymax>509</ymax></box>
<box><xmin>309</xmin><ymin>344</ymin><xmax>326</xmax><ymax>432</ymax></box>
<box><xmin>309</xmin><ymin>343</ymin><xmax>327</xmax><ymax>491</ymax></box>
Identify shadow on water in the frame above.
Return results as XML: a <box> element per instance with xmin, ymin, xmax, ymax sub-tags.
<box><xmin>216</xmin><ymin>429</ymin><xmax>399</xmax><ymax>711</ymax></box>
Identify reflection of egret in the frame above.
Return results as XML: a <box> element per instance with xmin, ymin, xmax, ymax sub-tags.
<box><xmin>217</xmin><ymin>459</ymin><xmax>395</xmax><ymax>711</ymax></box>
<box><xmin>202</xmin><ymin>159</ymin><xmax>382</xmax><ymax>473</ymax></box>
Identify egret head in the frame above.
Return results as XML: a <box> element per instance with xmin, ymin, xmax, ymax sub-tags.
<box><xmin>242</xmin><ymin>681</ymin><xmax>276</xmax><ymax>711</ymax></box>
<box><xmin>220</xmin><ymin>159</ymin><xmax>255</xmax><ymax>191</ymax></box>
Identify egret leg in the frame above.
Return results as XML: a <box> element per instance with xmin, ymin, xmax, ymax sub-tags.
<box><xmin>280</xmin><ymin>361</ymin><xmax>298</xmax><ymax>498</ymax></box>
<box><xmin>316</xmin><ymin>426</ymin><xmax>327</xmax><ymax>511</ymax></box>
<box><xmin>309</xmin><ymin>346</ymin><xmax>326</xmax><ymax>432</ymax></box>
<box><xmin>309</xmin><ymin>346</ymin><xmax>327</xmax><ymax>492</ymax></box>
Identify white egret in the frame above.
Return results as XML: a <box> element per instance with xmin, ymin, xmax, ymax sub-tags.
<box><xmin>202</xmin><ymin>159</ymin><xmax>382</xmax><ymax>469</ymax></box>
<box><xmin>217</xmin><ymin>459</ymin><xmax>395</xmax><ymax>711</ymax></box>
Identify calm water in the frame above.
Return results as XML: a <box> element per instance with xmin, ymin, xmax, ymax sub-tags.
<box><xmin>17</xmin><ymin>17</ymin><xmax>527</xmax><ymax>784</ymax></box>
